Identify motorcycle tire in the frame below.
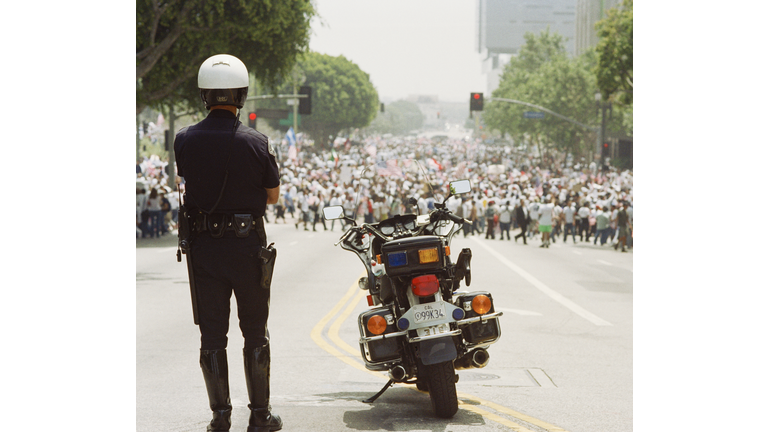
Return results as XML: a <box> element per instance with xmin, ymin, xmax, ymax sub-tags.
<box><xmin>424</xmin><ymin>360</ymin><xmax>459</xmax><ymax>418</ymax></box>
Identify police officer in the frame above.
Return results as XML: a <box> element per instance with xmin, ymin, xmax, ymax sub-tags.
<box><xmin>174</xmin><ymin>54</ymin><xmax>282</xmax><ymax>432</ymax></box>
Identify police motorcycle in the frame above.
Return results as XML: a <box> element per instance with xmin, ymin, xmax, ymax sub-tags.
<box><xmin>322</xmin><ymin>174</ymin><xmax>503</xmax><ymax>418</ymax></box>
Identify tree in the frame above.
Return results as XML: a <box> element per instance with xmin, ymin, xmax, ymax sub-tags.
<box><xmin>595</xmin><ymin>0</ymin><xmax>633</xmax><ymax>106</ymax></box>
<box><xmin>366</xmin><ymin>100</ymin><xmax>424</xmax><ymax>135</ymax></box>
<box><xmin>136</xmin><ymin>0</ymin><xmax>315</xmax><ymax>114</ymax></box>
<box><xmin>483</xmin><ymin>29</ymin><xmax>599</xmax><ymax>159</ymax></box>
<box><xmin>259</xmin><ymin>52</ymin><xmax>379</xmax><ymax>149</ymax></box>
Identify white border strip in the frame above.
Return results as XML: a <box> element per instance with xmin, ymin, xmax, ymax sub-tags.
<box><xmin>470</xmin><ymin>238</ymin><xmax>612</xmax><ymax>326</ymax></box>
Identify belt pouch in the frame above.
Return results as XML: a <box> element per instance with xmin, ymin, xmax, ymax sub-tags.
<box><xmin>233</xmin><ymin>214</ymin><xmax>253</xmax><ymax>238</ymax></box>
<box><xmin>207</xmin><ymin>214</ymin><xmax>227</xmax><ymax>238</ymax></box>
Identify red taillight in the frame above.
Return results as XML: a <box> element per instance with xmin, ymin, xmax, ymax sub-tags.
<box><xmin>411</xmin><ymin>274</ymin><xmax>439</xmax><ymax>297</ymax></box>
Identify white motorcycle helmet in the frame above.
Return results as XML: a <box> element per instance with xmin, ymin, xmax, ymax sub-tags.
<box><xmin>198</xmin><ymin>54</ymin><xmax>249</xmax><ymax>109</ymax></box>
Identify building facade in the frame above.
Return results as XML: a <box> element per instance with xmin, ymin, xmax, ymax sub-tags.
<box><xmin>476</xmin><ymin>0</ymin><xmax>620</xmax><ymax>94</ymax></box>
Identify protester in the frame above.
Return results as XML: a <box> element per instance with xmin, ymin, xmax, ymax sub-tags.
<box><xmin>538</xmin><ymin>197</ymin><xmax>555</xmax><ymax>248</ymax></box>
<box><xmin>514</xmin><ymin>198</ymin><xmax>529</xmax><ymax>245</ymax></box>
<box><xmin>136</xmin><ymin>134</ymin><xmax>633</xmax><ymax>252</ymax></box>
<box><xmin>595</xmin><ymin>205</ymin><xmax>611</xmax><ymax>245</ymax></box>
<box><xmin>498</xmin><ymin>200</ymin><xmax>513</xmax><ymax>241</ymax></box>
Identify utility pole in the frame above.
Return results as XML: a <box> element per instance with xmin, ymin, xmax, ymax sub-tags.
<box><xmin>595</xmin><ymin>92</ymin><xmax>612</xmax><ymax>167</ymax></box>
<box><xmin>292</xmin><ymin>68</ymin><xmax>299</xmax><ymax>133</ymax></box>
<box><xmin>167</xmin><ymin>107</ymin><xmax>176</xmax><ymax>191</ymax></box>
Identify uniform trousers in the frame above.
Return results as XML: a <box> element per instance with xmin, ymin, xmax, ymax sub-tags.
<box><xmin>191</xmin><ymin>232</ymin><xmax>270</xmax><ymax>351</ymax></box>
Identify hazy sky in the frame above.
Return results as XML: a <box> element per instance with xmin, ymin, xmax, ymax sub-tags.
<box><xmin>309</xmin><ymin>0</ymin><xmax>488</xmax><ymax>104</ymax></box>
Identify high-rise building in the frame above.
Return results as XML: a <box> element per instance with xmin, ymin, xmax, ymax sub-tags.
<box><xmin>476</xmin><ymin>0</ymin><xmax>621</xmax><ymax>93</ymax></box>
<box><xmin>476</xmin><ymin>0</ymin><xmax>576</xmax><ymax>94</ymax></box>
<box><xmin>575</xmin><ymin>0</ymin><xmax>621</xmax><ymax>55</ymax></box>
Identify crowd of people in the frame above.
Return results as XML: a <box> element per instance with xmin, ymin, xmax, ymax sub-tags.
<box><xmin>136</xmin><ymin>155</ymin><xmax>179</xmax><ymax>238</ymax></box>
<box><xmin>137</xmin><ymin>134</ymin><xmax>633</xmax><ymax>251</ymax></box>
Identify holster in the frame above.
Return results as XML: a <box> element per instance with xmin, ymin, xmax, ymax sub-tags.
<box><xmin>258</xmin><ymin>243</ymin><xmax>277</xmax><ymax>290</ymax></box>
<box><xmin>177</xmin><ymin>198</ymin><xmax>201</xmax><ymax>325</ymax></box>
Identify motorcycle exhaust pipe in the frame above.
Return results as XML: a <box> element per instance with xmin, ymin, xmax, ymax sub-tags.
<box><xmin>388</xmin><ymin>365</ymin><xmax>407</xmax><ymax>382</ymax></box>
<box><xmin>454</xmin><ymin>348</ymin><xmax>490</xmax><ymax>370</ymax></box>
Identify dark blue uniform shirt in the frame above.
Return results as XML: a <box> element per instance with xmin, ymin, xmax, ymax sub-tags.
<box><xmin>175</xmin><ymin>110</ymin><xmax>280</xmax><ymax>217</ymax></box>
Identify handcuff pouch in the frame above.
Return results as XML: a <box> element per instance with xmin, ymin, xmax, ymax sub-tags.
<box><xmin>207</xmin><ymin>214</ymin><xmax>227</xmax><ymax>238</ymax></box>
<box><xmin>233</xmin><ymin>214</ymin><xmax>253</xmax><ymax>238</ymax></box>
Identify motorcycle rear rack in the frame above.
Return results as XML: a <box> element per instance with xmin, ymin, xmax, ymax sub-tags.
<box><xmin>360</xmin><ymin>328</ymin><xmax>463</xmax><ymax>345</ymax></box>
<box><xmin>455</xmin><ymin>311</ymin><xmax>503</xmax><ymax>326</ymax></box>
<box><xmin>407</xmin><ymin>329</ymin><xmax>462</xmax><ymax>343</ymax></box>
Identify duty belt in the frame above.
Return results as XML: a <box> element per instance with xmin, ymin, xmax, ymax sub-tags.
<box><xmin>193</xmin><ymin>212</ymin><xmax>264</xmax><ymax>240</ymax></box>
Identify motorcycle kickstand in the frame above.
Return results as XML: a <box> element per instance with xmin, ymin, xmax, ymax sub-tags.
<box><xmin>362</xmin><ymin>379</ymin><xmax>394</xmax><ymax>404</ymax></box>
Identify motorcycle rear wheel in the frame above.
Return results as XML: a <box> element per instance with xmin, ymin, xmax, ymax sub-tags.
<box><xmin>424</xmin><ymin>360</ymin><xmax>458</xmax><ymax>418</ymax></box>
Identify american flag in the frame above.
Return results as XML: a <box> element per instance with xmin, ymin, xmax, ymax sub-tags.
<box><xmin>455</xmin><ymin>161</ymin><xmax>467</xmax><ymax>178</ymax></box>
<box><xmin>286</xmin><ymin>127</ymin><xmax>297</xmax><ymax>161</ymax></box>
<box><xmin>427</xmin><ymin>157</ymin><xmax>444</xmax><ymax>171</ymax></box>
<box><xmin>365</xmin><ymin>144</ymin><xmax>377</xmax><ymax>158</ymax></box>
<box><xmin>377</xmin><ymin>159</ymin><xmax>403</xmax><ymax>177</ymax></box>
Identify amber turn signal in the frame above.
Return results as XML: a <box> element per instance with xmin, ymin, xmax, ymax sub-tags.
<box><xmin>367</xmin><ymin>315</ymin><xmax>388</xmax><ymax>335</ymax></box>
<box><xmin>471</xmin><ymin>295</ymin><xmax>492</xmax><ymax>315</ymax></box>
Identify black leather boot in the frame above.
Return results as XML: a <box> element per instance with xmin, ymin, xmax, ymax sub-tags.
<box><xmin>200</xmin><ymin>350</ymin><xmax>232</xmax><ymax>432</ymax></box>
<box><xmin>244</xmin><ymin>344</ymin><xmax>282</xmax><ymax>432</ymax></box>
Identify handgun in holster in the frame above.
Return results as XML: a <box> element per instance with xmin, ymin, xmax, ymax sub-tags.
<box><xmin>176</xmin><ymin>195</ymin><xmax>201</xmax><ymax>325</ymax></box>
<box><xmin>259</xmin><ymin>242</ymin><xmax>277</xmax><ymax>290</ymax></box>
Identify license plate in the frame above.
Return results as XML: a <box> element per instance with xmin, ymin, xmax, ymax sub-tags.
<box><xmin>417</xmin><ymin>323</ymin><xmax>450</xmax><ymax>338</ymax></box>
<box><xmin>412</xmin><ymin>302</ymin><xmax>447</xmax><ymax>323</ymax></box>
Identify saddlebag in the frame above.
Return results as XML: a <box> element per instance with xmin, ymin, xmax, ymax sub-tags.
<box><xmin>358</xmin><ymin>307</ymin><xmax>403</xmax><ymax>365</ymax></box>
<box><xmin>454</xmin><ymin>291</ymin><xmax>502</xmax><ymax>345</ymax></box>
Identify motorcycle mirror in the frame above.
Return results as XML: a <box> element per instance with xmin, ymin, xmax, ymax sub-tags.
<box><xmin>322</xmin><ymin>205</ymin><xmax>345</xmax><ymax>220</ymax></box>
<box><xmin>449</xmin><ymin>180</ymin><xmax>471</xmax><ymax>196</ymax></box>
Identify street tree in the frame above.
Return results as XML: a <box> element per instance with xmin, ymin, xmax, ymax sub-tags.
<box><xmin>484</xmin><ymin>30</ymin><xmax>599</xmax><ymax>160</ymax></box>
<box><xmin>260</xmin><ymin>52</ymin><xmax>379</xmax><ymax>149</ymax></box>
<box><xmin>595</xmin><ymin>0</ymin><xmax>633</xmax><ymax>106</ymax></box>
<box><xmin>136</xmin><ymin>0</ymin><xmax>316</xmax><ymax>115</ymax></box>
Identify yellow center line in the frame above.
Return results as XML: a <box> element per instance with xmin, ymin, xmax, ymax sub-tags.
<box><xmin>461</xmin><ymin>404</ymin><xmax>537</xmax><ymax>432</ymax></box>
<box><xmin>311</xmin><ymin>273</ymin><xmax>570</xmax><ymax>432</ymax></box>
<box><xmin>328</xmin><ymin>286</ymin><xmax>367</xmax><ymax>357</ymax></box>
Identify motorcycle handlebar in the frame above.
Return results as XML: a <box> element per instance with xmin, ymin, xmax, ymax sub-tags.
<box><xmin>335</xmin><ymin>227</ymin><xmax>358</xmax><ymax>247</ymax></box>
<box><xmin>431</xmin><ymin>208</ymin><xmax>469</xmax><ymax>226</ymax></box>
<box><xmin>446</xmin><ymin>212</ymin><xmax>469</xmax><ymax>225</ymax></box>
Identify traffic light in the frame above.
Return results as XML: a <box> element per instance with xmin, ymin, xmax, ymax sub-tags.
<box><xmin>380</xmin><ymin>103</ymin><xmax>385</xmax><ymax>113</ymax></box>
<box><xmin>601</xmin><ymin>142</ymin><xmax>610</xmax><ymax>159</ymax></box>
<box><xmin>470</xmin><ymin>92</ymin><xmax>484</xmax><ymax>111</ymax></box>
<box><xmin>298</xmin><ymin>86</ymin><xmax>312</xmax><ymax>115</ymax></box>
<box><xmin>248</xmin><ymin>112</ymin><xmax>257</xmax><ymax>129</ymax></box>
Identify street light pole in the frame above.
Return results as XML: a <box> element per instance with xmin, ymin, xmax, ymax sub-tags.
<box><xmin>595</xmin><ymin>92</ymin><xmax>612</xmax><ymax>167</ymax></box>
<box><xmin>292</xmin><ymin>69</ymin><xmax>299</xmax><ymax>133</ymax></box>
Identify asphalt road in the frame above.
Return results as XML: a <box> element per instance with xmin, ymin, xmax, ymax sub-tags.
<box><xmin>137</xmin><ymin>219</ymin><xmax>632</xmax><ymax>432</ymax></box>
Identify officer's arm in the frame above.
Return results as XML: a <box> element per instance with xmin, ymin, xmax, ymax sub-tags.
<box><xmin>266</xmin><ymin>186</ymin><xmax>279</xmax><ymax>205</ymax></box>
